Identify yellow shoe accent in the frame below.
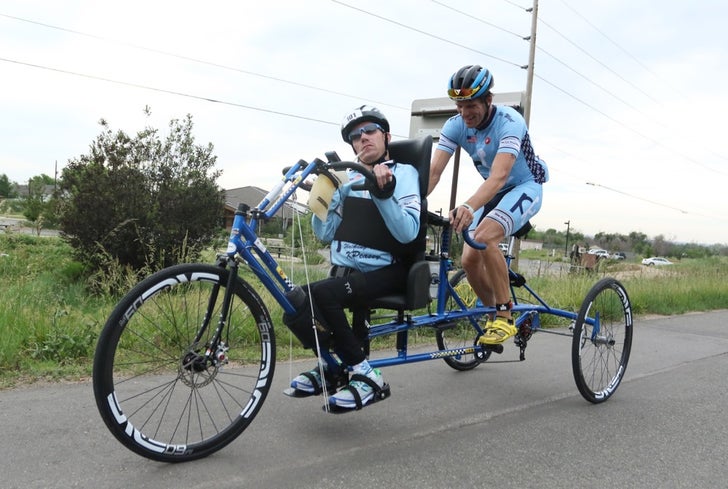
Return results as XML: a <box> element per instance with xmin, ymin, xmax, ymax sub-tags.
<box><xmin>478</xmin><ymin>317</ymin><xmax>516</xmax><ymax>345</ymax></box>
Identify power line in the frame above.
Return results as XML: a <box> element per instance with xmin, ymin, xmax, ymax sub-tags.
<box><xmin>430</xmin><ymin>0</ymin><xmax>525</xmax><ymax>39</ymax></box>
<box><xmin>500</xmin><ymin>0</ymin><xmax>530</xmax><ymax>10</ymax></box>
<box><xmin>540</xmin><ymin>4</ymin><xmax>728</xmax><ymax>164</ymax></box>
<box><xmin>4</xmin><ymin>5</ymin><xmax>725</xmax><ymax>179</ymax></box>
<box><xmin>0</xmin><ymin>56</ymin><xmax>339</xmax><ymax>127</ymax></box>
<box><xmin>423</xmin><ymin>3</ymin><xmax>725</xmax><ymax>175</ymax></box>
<box><xmin>585</xmin><ymin>182</ymin><xmax>725</xmax><ymax>222</ymax></box>
<box><xmin>536</xmin><ymin>46</ymin><xmax>651</xmax><ymax>115</ymax></box>
<box><xmin>552</xmin><ymin>2</ymin><xmax>728</xmax><ymax>165</ymax></box>
<box><xmin>537</xmin><ymin>142</ymin><xmax>723</xmax><ymax>221</ymax></box>
<box><xmin>3</xmin><ymin>4</ymin><xmax>725</xmax><ymax>236</ymax></box>
<box><xmin>537</xmin><ymin>16</ymin><xmax>660</xmax><ymax>104</ymax></box>
<box><xmin>0</xmin><ymin>12</ymin><xmax>409</xmax><ymax>112</ymax></box>
<box><xmin>330</xmin><ymin>0</ymin><xmax>525</xmax><ymax>69</ymax></box>
<box><xmin>558</xmin><ymin>0</ymin><xmax>671</xmax><ymax>91</ymax></box>
<box><xmin>535</xmin><ymin>74</ymin><xmax>726</xmax><ymax>176</ymax></box>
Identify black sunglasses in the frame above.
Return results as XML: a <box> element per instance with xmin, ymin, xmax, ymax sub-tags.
<box><xmin>348</xmin><ymin>123</ymin><xmax>384</xmax><ymax>143</ymax></box>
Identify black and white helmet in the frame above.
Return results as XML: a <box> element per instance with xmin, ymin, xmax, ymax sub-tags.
<box><xmin>340</xmin><ymin>105</ymin><xmax>390</xmax><ymax>143</ymax></box>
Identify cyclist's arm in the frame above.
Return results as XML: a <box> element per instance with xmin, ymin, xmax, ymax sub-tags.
<box><xmin>372</xmin><ymin>164</ymin><xmax>420</xmax><ymax>243</ymax></box>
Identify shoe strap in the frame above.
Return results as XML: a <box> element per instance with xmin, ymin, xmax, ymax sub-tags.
<box><xmin>300</xmin><ymin>370</ymin><xmax>324</xmax><ymax>395</ymax></box>
<box><xmin>344</xmin><ymin>373</ymin><xmax>382</xmax><ymax>410</ymax></box>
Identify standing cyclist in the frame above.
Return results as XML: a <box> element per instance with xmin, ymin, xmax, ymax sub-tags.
<box><xmin>287</xmin><ymin>105</ymin><xmax>422</xmax><ymax>410</ymax></box>
<box><xmin>428</xmin><ymin>65</ymin><xmax>548</xmax><ymax>345</ymax></box>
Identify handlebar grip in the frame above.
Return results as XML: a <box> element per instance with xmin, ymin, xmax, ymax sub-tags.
<box><xmin>326</xmin><ymin>161</ymin><xmax>379</xmax><ymax>192</ymax></box>
<box><xmin>282</xmin><ymin>159</ymin><xmax>308</xmax><ymax>175</ymax></box>
<box><xmin>450</xmin><ymin>206</ymin><xmax>486</xmax><ymax>250</ymax></box>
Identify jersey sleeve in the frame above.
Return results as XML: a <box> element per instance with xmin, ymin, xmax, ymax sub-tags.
<box><xmin>371</xmin><ymin>164</ymin><xmax>421</xmax><ymax>243</ymax></box>
<box><xmin>435</xmin><ymin>115</ymin><xmax>462</xmax><ymax>155</ymax></box>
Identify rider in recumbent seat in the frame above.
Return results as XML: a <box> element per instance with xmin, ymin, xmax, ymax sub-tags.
<box><xmin>284</xmin><ymin>105</ymin><xmax>424</xmax><ymax>410</ymax></box>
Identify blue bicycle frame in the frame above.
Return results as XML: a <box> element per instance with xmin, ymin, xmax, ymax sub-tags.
<box><xmin>223</xmin><ymin>157</ymin><xmax>591</xmax><ymax>371</ymax></box>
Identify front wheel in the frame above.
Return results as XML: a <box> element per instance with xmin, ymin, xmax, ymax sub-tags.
<box><xmin>93</xmin><ymin>263</ymin><xmax>276</xmax><ymax>462</ymax></box>
<box><xmin>572</xmin><ymin>277</ymin><xmax>632</xmax><ymax>403</ymax></box>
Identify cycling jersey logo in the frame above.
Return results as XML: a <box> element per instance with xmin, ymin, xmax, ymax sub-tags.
<box><xmin>485</xmin><ymin>137</ymin><xmax>491</xmax><ymax>145</ymax></box>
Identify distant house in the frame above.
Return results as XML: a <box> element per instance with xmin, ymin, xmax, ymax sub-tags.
<box><xmin>223</xmin><ymin>186</ymin><xmax>308</xmax><ymax>232</ymax></box>
<box><xmin>15</xmin><ymin>184</ymin><xmax>56</xmax><ymax>201</ymax></box>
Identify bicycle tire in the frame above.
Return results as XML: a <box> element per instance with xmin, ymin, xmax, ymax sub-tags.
<box><xmin>436</xmin><ymin>269</ymin><xmax>484</xmax><ymax>371</ymax></box>
<box><xmin>571</xmin><ymin>277</ymin><xmax>632</xmax><ymax>403</ymax></box>
<box><xmin>93</xmin><ymin>263</ymin><xmax>275</xmax><ymax>462</ymax></box>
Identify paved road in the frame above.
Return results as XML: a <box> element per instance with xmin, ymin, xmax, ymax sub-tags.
<box><xmin>1</xmin><ymin>311</ymin><xmax>727</xmax><ymax>489</ymax></box>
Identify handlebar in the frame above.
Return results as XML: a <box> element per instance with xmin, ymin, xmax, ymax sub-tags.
<box><xmin>301</xmin><ymin>158</ymin><xmax>395</xmax><ymax>197</ymax></box>
<box><xmin>461</xmin><ymin>229</ymin><xmax>486</xmax><ymax>250</ymax></box>
<box><xmin>325</xmin><ymin>161</ymin><xmax>379</xmax><ymax>191</ymax></box>
<box><xmin>426</xmin><ymin>211</ymin><xmax>486</xmax><ymax>250</ymax></box>
<box><xmin>283</xmin><ymin>158</ymin><xmax>379</xmax><ymax>191</ymax></box>
<box><xmin>284</xmin><ymin>157</ymin><xmax>485</xmax><ymax>249</ymax></box>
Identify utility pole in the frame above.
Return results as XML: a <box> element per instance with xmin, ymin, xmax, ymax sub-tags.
<box><xmin>564</xmin><ymin>220</ymin><xmax>571</xmax><ymax>258</ymax></box>
<box><xmin>523</xmin><ymin>0</ymin><xmax>539</xmax><ymax>126</ymax></box>
<box><xmin>512</xmin><ymin>0</ymin><xmax>539</xmax><ymax>272</ymax></box>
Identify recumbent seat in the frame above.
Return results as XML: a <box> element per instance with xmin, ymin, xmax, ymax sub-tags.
<box><xmin>367</xmin><ymin>135</ymin><xmax>432</xmax><ymax>312</ymax></box>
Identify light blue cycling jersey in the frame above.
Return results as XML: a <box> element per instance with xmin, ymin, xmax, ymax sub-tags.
<box><xmin>437</xmin><ymin>105</ymin><xmax>548</xmax><ymax>186</ymax></box>
<box><xmin>312</xmin><ymin>161</ymin><xmax>420</xmax><ymax>273</ymax></box>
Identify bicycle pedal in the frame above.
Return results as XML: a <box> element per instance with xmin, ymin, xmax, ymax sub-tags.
<box><xmin>376</xmin><ymin>383</ymin><xmax>392</xmax><ymax>401</ymax></box>
<box><xmin>283</xmin><ymin>387</ymin><xmax>318</xmax><ymax>398</ymax></box>
<box><xmin>483</xmin><ymin>344</ymin><xmax>504</xmax><ymax>354</ymax></box>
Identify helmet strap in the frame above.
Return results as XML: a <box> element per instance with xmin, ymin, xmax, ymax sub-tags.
<box><xmin>381</xmin><ymin>135</ymin><xmax>390</xmax><ymax>162</ymax></box>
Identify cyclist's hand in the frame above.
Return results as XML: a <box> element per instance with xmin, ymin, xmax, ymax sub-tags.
<box><xmin>450</xmin><ymin>205</ymin><xmax>473</xmax><ymax>233</ymax></box>
<box><xmin>370</xmin><ymin>163</ymin><xmax>396</xmax><ymax>199</ymax></box>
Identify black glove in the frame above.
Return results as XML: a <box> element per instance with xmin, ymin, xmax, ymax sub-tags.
<box><xmin>369</xmin><ymin>175</ymin><xmax>396</xmax><ymax>199</ymax></box>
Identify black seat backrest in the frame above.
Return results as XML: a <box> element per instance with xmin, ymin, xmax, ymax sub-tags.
<box><xmin>365</xmin><ymin>136</ymin><xmax>433</xmax><ymax>312</ymax></box>
<box><xmin>388</xmin><ymin>136</ymin><xmax>432</xmax><ymax>199</ymax></box>
<box><xmin>387</xmin><ymin>136</ymin><xmax>432</xmax><ymax>265</ymax></box>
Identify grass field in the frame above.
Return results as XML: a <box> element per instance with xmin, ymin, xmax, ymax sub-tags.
<box><xmin>1</xmin><ymin>233</ymin><xmax>726</xmax><ymax>388</ymax></box>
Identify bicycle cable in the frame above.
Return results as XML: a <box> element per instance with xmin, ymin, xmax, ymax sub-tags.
<box><xmin>290</xmin><ymin>188</ymin><xmax>332</xmax><ymax>411</ymax></box>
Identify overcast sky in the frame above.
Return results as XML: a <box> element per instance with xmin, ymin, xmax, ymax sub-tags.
<box><xmin>2</xmin><ymin>0</ymin><xmax>726</xmax><ymax>245</ymax></box>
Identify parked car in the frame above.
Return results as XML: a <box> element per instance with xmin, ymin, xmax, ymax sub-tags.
<box><xmin>641</xmin><ymin>257</ymin><xmax>673</xmax><ymax>266</ymax></box>
<box><xmin>588</xmin><ymin>249</ymin><xmax>610</xmax><ymax>259</ymax></box>
<box><xmin>498</xmin><ymin>242</ymin><xmax>508</xmax><ymax>254</ymax></box>
<box><xmin>611</xmin><ymin>252</ymin><xmax>626</xmax><ymax>260</ymax></box>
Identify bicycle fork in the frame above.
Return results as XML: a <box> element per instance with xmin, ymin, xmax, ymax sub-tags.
<box><xmin>181</xmin><ymin>260</ymin><xmax>237</xmax><ymax>374</ymax></box>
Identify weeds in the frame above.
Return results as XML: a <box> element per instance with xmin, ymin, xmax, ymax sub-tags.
<box><xmin>1</xmin><ymin>234</ymin><xmax>726</xmax><ymax>388</ymax></box>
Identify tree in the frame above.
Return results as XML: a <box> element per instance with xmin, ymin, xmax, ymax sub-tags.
<box><xmin>0</xmin><ymin>174</ymin><xmax>17</xmax><ymax>198</ymax></box>
<box><xmin>22</xmin><ymin>175</ymin><xmax>52</xmax><ymax>223</ymax></box>
<box><xmin>57</xmin><ymin>113</ymin><xmax>224</xmax><ymax>280</ymax></box>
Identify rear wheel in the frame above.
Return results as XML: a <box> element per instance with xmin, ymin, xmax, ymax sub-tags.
<box><xmin>93</xmin><ymin>263</ymin><xmax>275</xmax><ymax>462</ymax></box>
<box><xmin>571</xmin><ymin>277</ymin><xmax>632</xmax><ymax>403</ymax></box>
<box><xmin>435</xmin><ymin>269</ymin><xmax>485</xmax><ymax>371</ymax></box>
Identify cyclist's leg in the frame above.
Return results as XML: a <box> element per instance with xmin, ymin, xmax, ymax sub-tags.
<box><xmin>351</xmin><ymin>308</ymin><xmax>370</xmax><ymax>357</ymax></box>
<box><xmin>475</xmin><ymin>182</ymin><xmax>543</xmax><ymax>343</ymax></box>
<box><xmin>470</xmin><ymin>218</ymin><xmax>509</xmax><ymax>315</ymax></box>
<box><xmin>311</xmin><ymin>264</ymin><xmax>407</xmax><ymax>366</ymax></box>
<box><xmin>460</xmin><ymin>244</ymin><xmax>494</xmax><ymax>310</ymax></box>
<box><xmin>478</xmin><ymin>180</ymin><xmax>543</xmax><ymax>311</ymax></box>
